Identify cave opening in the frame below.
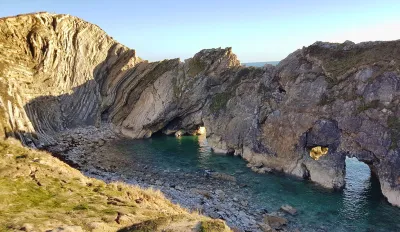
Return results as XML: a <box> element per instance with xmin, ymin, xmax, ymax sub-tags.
<box><xmin>174</xmin><ymin>125</ymin><xmax>206</xmax><ymax>138</ymax></box>
<box><xmin>150</xmin><ymin>115</ymin><xmax>208</xmax><ymax>138</ymax></box>
<box><xmin>153</xmin><ymin>117</ymin><xmax>207</xmax><ymax>138</ymax></box>
<box><xmin>343</xmin><ymin>156</ymin><xmax>384</xmax><ymax>208</ymax></box>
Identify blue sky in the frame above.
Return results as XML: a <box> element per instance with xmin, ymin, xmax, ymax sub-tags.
<box><xmin>1</xmin><ymin>0</ymin><xmax>400</xmax><ymax>62</ymax></box>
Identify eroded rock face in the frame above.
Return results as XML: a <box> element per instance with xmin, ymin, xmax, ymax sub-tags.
<box><xmin>1</xmin><ymin>12</ymin><xmax>400</xmax><ymax>207</ymax></box>
<box><xmin>256</xmin><ymin>41</ymin><xmax>400</xmax><ymax>205</ymax></box>
<box><xmin>0</xmin><ymin>12</ymin><xmax>141</xmax><ymax>146</ymax></box>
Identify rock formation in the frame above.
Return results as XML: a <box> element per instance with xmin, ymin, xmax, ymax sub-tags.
<box><xmin>1</xmin><ymin>12</ymin><xmax>400</xmax><ymax>207</ymax></box>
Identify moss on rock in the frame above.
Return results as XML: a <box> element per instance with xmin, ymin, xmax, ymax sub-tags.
<box><xmin>307</xmin><ymin>41</ymin><xmax>400</xmax><ymax>80</ymax></box>
<box><xmin>388</xmin><ymin>115</ymin><xmax>400</xmax><ymax>150</ymax></box>
<box><xmin>210</xmin><ymin>92</ymin><xmax>231</xmax><ymax>113</ymax></box>
<box><xmin>356</xmin><ymin>99</ymin><xmax>380</xmax><ymax>114</ymax></box>
<box><xmin>187</xmin><ymin>58</ymin><xmax>206</xmax><ymax>77</ymax></box>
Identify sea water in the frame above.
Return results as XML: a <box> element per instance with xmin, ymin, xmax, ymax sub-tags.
<box><xmin>112</xmin><ymin>135</ymin><xmax>400</xmax><ymax>232</ymax></box>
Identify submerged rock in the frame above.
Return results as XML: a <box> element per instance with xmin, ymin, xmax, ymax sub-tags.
<box><xmin>280</xmin><ymin>204</ymin><xmax>297</xmax><ymax>215</ymax></box>
<box><xmin>210</xmin><ymin>172</ymin><xmax>237</xmax><ymax>182</ymax></box>
<box><xmin>263</xmin><ymin>214</ymin><xmax>288</xmax><ymax>229</ymax></box>
<box><xmin>258</xmin><ymin>223</ymin><xmax>274</xmax><ymax>232</ymax></box>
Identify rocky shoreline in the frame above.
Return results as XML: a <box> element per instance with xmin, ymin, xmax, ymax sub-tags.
<box><xmin>45</xmin><ymin>125</ymin><xmax>299</xmax><ymax>232</ymax></box>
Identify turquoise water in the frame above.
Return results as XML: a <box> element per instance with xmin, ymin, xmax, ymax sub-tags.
<box><xmin>113</xmin><ymin>135</ymin><xmax>400</xmax><ymax>232</ymax></box>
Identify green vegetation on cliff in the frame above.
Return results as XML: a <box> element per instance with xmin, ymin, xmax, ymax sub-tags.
<box><xmin>187</xmin><ymin>58</ymin><xmax>206</xmax><ymax>77</ymax></box>
<box><xmin>0</xmin><ymin>139</ymin><xmax>230</xmax><ymax>232</ymax></box>
<box><xmin>356</xmin><ymin>99</ymin><xmax>381</xmax><ymax>113</ymax></box>
<box><xmin>210</xmin><ymin>92</ymin><xmax>231</xmax><ymax>113</ymax></box>
<box><xmin>199</xmin><ymin>220</ymin><xmax>227</xmax><ymax>232</ymax></box>
<box><xmin>388</xmin><ymin>115</ymin><xmax>400</xmax><ymax>150</ymax></box>
<box><xmin>308</xmin><ymin>41</ymin><xmax>400</xmax><ymax>79</ymax></box>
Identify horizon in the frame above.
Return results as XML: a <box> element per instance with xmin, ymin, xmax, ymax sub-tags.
<box><xmin>1</xmin><ymin>0</ymin><xmax>400</xmax><ymax>62</ymax></box>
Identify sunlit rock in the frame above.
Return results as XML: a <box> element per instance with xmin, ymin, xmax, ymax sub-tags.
<box><xmin>175</xmin><ymin>130</ymin><xmax>184</xmax><ymax>137</ymax></box>
<box><xmin>197</xmin><ymin>126</ymin><xmax>206</xmax><ymax>135</ymax></box>
<box><xmin>310</xmin><ymin>146</ymin><xmax>329</xmax><ymax>160</ymax></box>
<box><xmin>263</xmin><ymin>214</ymin><xmax>287</xmax><ymax>230</ymax></box>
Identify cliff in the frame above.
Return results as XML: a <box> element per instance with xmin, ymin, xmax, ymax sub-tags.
<box><xmin>1</xmin><ymin>12</ymin><xmax>400</xmax><ymax>208</ymax></box>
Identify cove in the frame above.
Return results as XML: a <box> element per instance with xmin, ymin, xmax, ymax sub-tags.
<box><xmin>108</xmin><ymin>135</ymin><xmax>400</xmax><ymax>232</ymax></box>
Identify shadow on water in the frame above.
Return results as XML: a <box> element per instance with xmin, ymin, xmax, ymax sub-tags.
<box><xmin>110</xmin><ymin>135</ymin><xmax>400</xmax><ymax>232</ymax></box>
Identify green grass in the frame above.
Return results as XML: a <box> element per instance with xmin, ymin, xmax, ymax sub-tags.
<box><xmin>0</xmin><ymin>178</ymin><xmax>54</xmax><ymax>212</ymax></box>
<box><xmin>307</xmin><ymin>41</ymin><xmax>400</xmax><ymax>81</ymax></box>
<box><xmin>0</xmin><ymin>139</ymin><xmax>226</xmax><ymax>231</ymax></box>
<box><xmin>73</xmin><ymin>203</ymin><xmax>90</xmax><ymax>211</ymax></box>
<box><xmin>199</xmin><ymin>220</ymin><xmax>227</xmax><ymax>232</ymax></box>
<box><xmin>118</xmin><ymin>215</ymin><xmax>185</xmax><ymax>232</ymax></box>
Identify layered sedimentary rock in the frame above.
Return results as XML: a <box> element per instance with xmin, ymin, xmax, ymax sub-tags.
<box><xmin>0</xmin><ymin>12</ymin><xmax>141</xmax><ymax>145</ymax></box>
<box><xmin>1</xmin><ymin>12</ymin><xmax>400</xmax><ymax>207</ymax></box>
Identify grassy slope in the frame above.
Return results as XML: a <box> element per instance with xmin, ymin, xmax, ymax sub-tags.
<box><xmin>307</xmin><ymin>41</ymin><xmax>400</xmax><ymax>80</ymax></box>
<box><xmin>0</xmin><ymin>139</ymin><xmax>230</xmax><ymax>232</ymax></box>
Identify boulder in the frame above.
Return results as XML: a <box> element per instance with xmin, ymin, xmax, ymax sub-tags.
<box><xmin>210</xmin><ymin>172</ymin><xmax>236</xmax><ymax>182</ymax></box>
<box><xmin>258</xmin><ymin>223</ymin><xmax>275</xmax><ymax>232</ymax></box>
<box><xmin>280</xmin><ymin>204</ymin><xmax>297</xmax><ymax>215</ymax></box>
<box><xmin>263</xmin><ymin>214</ymin><xmax>287</xmax><ymax>229</ymax></box>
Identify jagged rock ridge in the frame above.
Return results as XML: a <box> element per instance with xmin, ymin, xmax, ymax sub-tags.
<box><xmin>1</xmin><ymin>12</ymin><xmax>400</xmax><ymax>207</ymax></box>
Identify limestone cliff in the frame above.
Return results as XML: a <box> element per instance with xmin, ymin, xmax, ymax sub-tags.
<box><xmin>0</xmin><ymin>12</ymin><xmax>141</xmax><ymax>145</ymax></box>
<box><xmin>1</xmin><ymin>12</ymin><xmax>400</xmax><ymax>207</ymax></box>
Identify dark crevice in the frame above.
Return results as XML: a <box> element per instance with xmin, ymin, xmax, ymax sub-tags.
<box><xmin>150</xmin><ymin>129</ymin><xmax>165</xmax><ymax>137</ymax></box>
<box><xmin>115</xmin><ymin>212</ymin><xmax>122</xmax><ymax>224</ymax></box>
<box><xmin>29</xmin><ymin>169</ymin><xmax>42</xmax><ymax>186</ymax></box>
<box><xmin>48</xmin><ymin>151</ymin><xmax>81</xmax><ymax>169</ymax></box>
<box><xmin>226</xmin><ymin>148</ymin><xmax>235</xmax><ymax>156</ymax></box>
<box><xmin>27</xmin><ymin>31</ymin><xmax>36</xmax><ymax>58</ymax></box>
<box><xmin>150</xmin><ymin>115</ymin><xmax>206</xmax><ymax>138</ymax></box>
<box><xmin>301</xmin><ymin>163</ymin><xmax>310</xmax><ymax>180</ymax></box>
<box><xmin>51</xmin><ymin>17</ymin><xmax>57</xmax><ymax>30</ymax></box>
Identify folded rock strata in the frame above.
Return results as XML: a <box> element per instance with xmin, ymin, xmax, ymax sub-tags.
<box><xmin>1</xmin><ymin>12</ymin><xmax>400</xmax><ymax>207</ymax></box>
